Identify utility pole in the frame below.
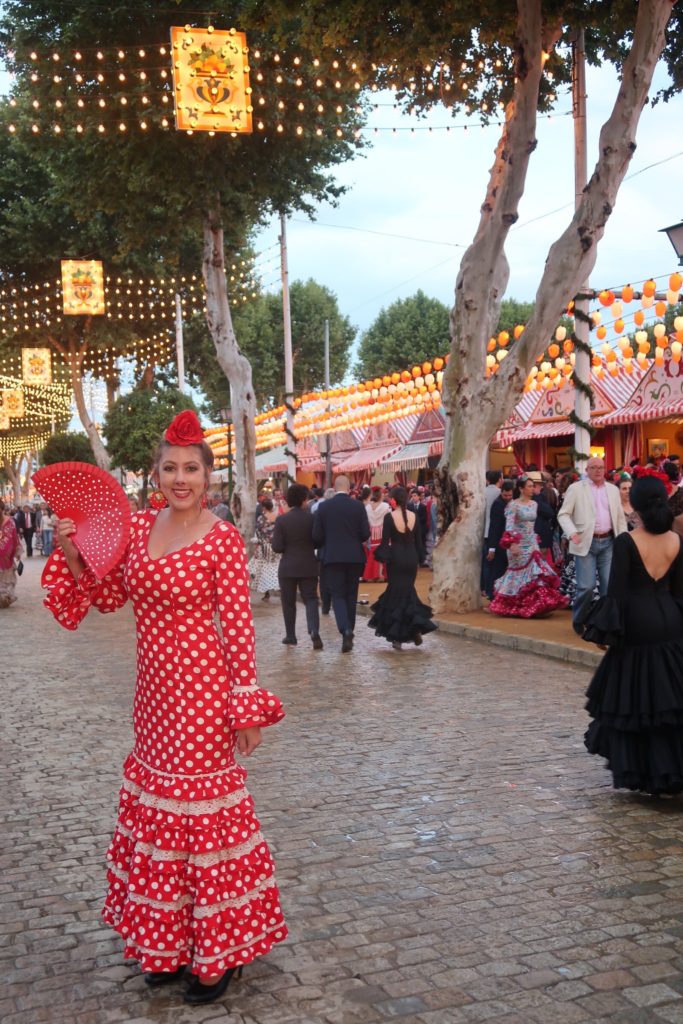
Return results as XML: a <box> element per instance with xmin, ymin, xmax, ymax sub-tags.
<box><xmin>572</xmin><ymin>28</ymin><xmax>591</xmax><ymax>474</ymax></box>
<box><xmin>280</xmin><ymin>212</ymin><xmax>297</xmax><ymax>483</ymax></box>
<box><xmin>324</xmin><ymin>318</ymin><xmax>332</xmax><ymax>489</ymax></box>
<box><xmin>175</xmin><ymin>293</ymin><xmax>186</xmax><ymax>393</ymax></box>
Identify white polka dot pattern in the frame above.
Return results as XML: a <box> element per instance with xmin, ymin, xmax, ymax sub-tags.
<box><xmin>41</xmin><ymin>510</ymin><xmax>287</xmax><ymax>977</ymax></box>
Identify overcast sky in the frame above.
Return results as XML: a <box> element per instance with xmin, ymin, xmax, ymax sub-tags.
<box><xmin>252</xmin><ymin>60</ymin><xmax>683</xmax><ymax>340</ymax></box>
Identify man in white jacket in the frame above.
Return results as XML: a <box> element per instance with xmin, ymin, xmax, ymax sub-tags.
<box><xmin>557</xmin><ymin>457</ymin><xmax>627</xmax><ymax>634</ymax></box>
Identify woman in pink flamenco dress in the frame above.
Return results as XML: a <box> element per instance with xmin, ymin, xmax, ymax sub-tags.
<box><xmin>41</xmin><ymin>411</ymin><xmax>286</xmax><ymax>1006</ymax></box>
<box><xmin>489</xmin><ymin>476</ymin><xmax>569</xmax><ymax>618</ymax></box>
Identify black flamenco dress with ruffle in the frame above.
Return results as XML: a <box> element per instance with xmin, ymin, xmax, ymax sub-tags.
<box><xmin>368</xmin><ymin>513</ymin><xmax>437</xmax><ymax>644</ymax></box>
<box><xmin>583</xmin><ymin>531</ymin><xmax>683</xmax><ymax>794</ymax></box>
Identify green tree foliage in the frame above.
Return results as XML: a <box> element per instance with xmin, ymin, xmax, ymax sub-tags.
<box><xmin>40</xmin><ymin>431</ymin><xmax>97</xmax><ymax>466</ymax></box>
<box><xmin>186</xmin><ymin>279</ymin><xmax>356</xmax><ymax>412</ymax></box>
<box><xmin>354</xmin><ymin>291</ymin><xmax>449</xmax><ymax>379</ymax></box>
<box><xmin>0</xmin><ymin>2</ymin><xmax>365</xmax><ymax>261</ymax></box>
<box><xmin>496</xmin><ymin>299</ymin><xmax>535</xmax><ymax>336</ymax></box>
<box><xmin>103</xmin><ymin>386</ymin><xmax>196</xmax><ymax>478</ymax></box>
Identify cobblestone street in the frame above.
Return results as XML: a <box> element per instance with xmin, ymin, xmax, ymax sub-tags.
<box><xmin>2</xmin><ymin>558</ymin><xmax>683</xmax><ymax>1024</ymax></box>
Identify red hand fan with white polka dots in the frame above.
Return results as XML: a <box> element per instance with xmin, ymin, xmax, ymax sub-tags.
<box><xmin>32</xmin><ymin>461</ymin><xmax>132</xmax><ymax>580</ymax></box>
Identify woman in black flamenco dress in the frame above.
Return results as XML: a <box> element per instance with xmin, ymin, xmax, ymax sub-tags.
<box><xmin>368</xmin><ymin>487</ymin><xmax>437</xmax><ymax>650</ymax></box>
<box><xmin>583</xmin><ymin>476</ymin><xmax>683</xmax><ymax>795</ymax></box>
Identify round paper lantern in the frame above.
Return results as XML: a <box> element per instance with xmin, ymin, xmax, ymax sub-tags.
<box><xmin>497</xmin><ymin>331</ymin><xmax>509</xmax><ymax>347</ymax></box>
<box><xmin>433</xmin><ymin>357</ymin><xmax>444</xmax><ymax>371</ymax></box>
<box><xmin>672</xmin><ymin>341</ymin><xmax>682</xmax><ymax>361</ymax></box>
<box><xmin>486</xmin><ymin>354</ymin><xmax>496</xmax><ymax>369</ymax></box>
<box><xmin>563</xmin><ymin>339</ymin><xmax>574</xmax><ymax>354</ymax></box>
<box><xmin>655</xmin><ymin>301</ymin><xmax>667</xmax><ymax>317</ymax></box>
<box><xmin>653</xmin><ymin>323</ymin><xmax>666</xmax><ymax>339</ymax></box>
<box><xmin>610</xmin><ymin>301</ymin><xmax>623</xmax><ymax>318</ymax></box>
<box><xmin>674</xmin><ymin>316</ymin><xmax>683</xmax><ymax>332</ymax></box>
<box><xmin>642</xmin><ymin>295</ymin><xmax>654</xmax><ymax>309</ymax></box>
<box><xmin>548</xmin><ymin>343</ymin><xmax>560</xmax><ymax>358</ymax></box>
<box><xmin>598</xmin><ymin>290</ymin><xmax>615</xmax><ymax>307</ymax></box>
<box><xmin>618</xmin><ymin>337</ymin><xmax>629</xmax><ymax>352</ymax></box>
<box><xmin>596</xmin><ymin>325</ymin><xmax>607</xmax><ymax>340</ymax></box>
<box><xmin>634</xmin><ymin>310</ymin><xmax>645</xmax><ymax>326</ymax></box>
<box><xmin>487</xmin><ymin>338</ymin><xmax>496</xmax><ymax>352</ymax></box>
<box><xmin>592</xmin><ymin>310</ymin><xmax>602</xmax><ymax>325</ymax></box>
<box><xmin>614</xmin><ymin>319</ymin><xmax>625</xmax><ymax>334</ymax></box>
<box><xmin>412</xmin><ymin>366</ymin><xmax>421</xmax><ymax>378</ymax></box>
<box><xmin>669</xmin><ymin>272</ymin><xmax>682</xmax><ymax>291</ymax></box>
<box><xmin>514</xmin><ymin>324</ymin><xmax>525</xmax><ymax>339</ymax></box>
<box><xmin>554</xmin><ymin>325</ymin><xmax>566</xmax><ymax>342</ymax></box>
<box><xmin>642</xmin><ymin>278</ymin><xmax>657</xmax><ymax>298</ymax></box>
<box><xmin>622</xmin><ymin>284</ymin><xmax>634</xmax><ymax>303</ymax></box>
<box><xmin>422</xmin><ymin>361</ymin><xmax>432</xmax><ymax>374</ymax></box>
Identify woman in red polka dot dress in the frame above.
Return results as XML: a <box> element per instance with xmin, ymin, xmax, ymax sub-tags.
<box><xmin>41</xmin><ymin>410</ymin><xmax>287</xmax><ymax>1005</ymax></box>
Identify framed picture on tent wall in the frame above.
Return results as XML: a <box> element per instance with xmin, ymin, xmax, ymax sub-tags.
<box><xmin>648</xmin><ymin>438</ymin><xmax>669</xmax><ymax>459</ymax></box>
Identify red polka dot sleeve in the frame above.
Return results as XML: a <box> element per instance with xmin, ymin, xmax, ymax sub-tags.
<box><xmin>41</xmin><ymin>546</ymin><xmax>128</xmax><ymax>631</ymax></box>
<box><xmin>214</xmin><ymin>523</ymin><xmax>285</xmax><ymax>731</ymax></box>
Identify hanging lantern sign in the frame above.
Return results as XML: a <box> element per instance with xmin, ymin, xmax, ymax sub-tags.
<box><xmin>61</xmin><ymin>260</ymin><xmax>106</xmax><ymax>316</ymax></box>
<box><xmin>171</xmin><ymin>26</ymin><xmax>253</xmax><ymax>134</ymax></box>
<box><xmin>21</xmin><ymin>347</ymin><xmax>52</xmax><ymax>385</ymax></box>
<box><xmin>2</xmin><ymin>388</ymin><xmax>25</xmax><ymax>418</ymax></box>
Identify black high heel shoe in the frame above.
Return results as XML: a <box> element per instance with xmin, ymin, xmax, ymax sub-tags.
<box><xmin>183</xmin><ymin>965</ymin><xmax>243</xmax><ymax>1005</ymax></box>
<box><xmin>144</xmin><ymin>964</ymin><xmax>187</xmax><ymax>986</ymax></box>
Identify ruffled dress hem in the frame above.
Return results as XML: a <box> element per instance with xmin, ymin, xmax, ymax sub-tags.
<box><xmin>102</xmin><ymin>753</ymin><xmax>288</xmax><ymax>977</ymax></box>
<box><xmin>368</xmin><ymin>592</ymin><xmax>437</xmax><ymax>643</ymax></box>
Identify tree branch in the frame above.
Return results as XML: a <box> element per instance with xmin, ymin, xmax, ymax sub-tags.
<box><xmin>492</xmin><ymin>0</ymin><xmax>675</xmax><ymax>417</ymax></box>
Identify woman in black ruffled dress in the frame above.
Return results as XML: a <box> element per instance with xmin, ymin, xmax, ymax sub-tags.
<box><xmin>368</xmin><ymin>486</ymin><xmax>436</xmax><ymax>650</ymax></box>
<box><xmin>583</xmin><ymin>476</ymin><xmax>683</xmax><ymax>795</ymax></box>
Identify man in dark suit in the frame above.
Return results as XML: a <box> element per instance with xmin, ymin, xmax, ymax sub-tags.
<box><xmin>485</xmin><ymin>479</ymin><xmax>514</xmax><ymax>599</ymax></box>
<box><xmin>271</xmin><ymin>484</ymin><xmax>323</xmax><ymax>650</ymax></box>
<box><xmin>312</xmin><ymin>474</ymin><xmax>370</xmax><ymax>652</ymax></box>
<box><xmin>17</xmin><ymin>504</ymin><xmax>37</xmax><ymax>556</ymax></box>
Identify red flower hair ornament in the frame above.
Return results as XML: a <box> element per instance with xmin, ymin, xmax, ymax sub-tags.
<box><xmin>164</xmin><ymin>410</ymin><xmax>204</xmax><ymax>446</ymax></box>
<box><xmin>632</xmin><ymin>465</ymin><xmax>669</xmax><ymax>486</ymax></box>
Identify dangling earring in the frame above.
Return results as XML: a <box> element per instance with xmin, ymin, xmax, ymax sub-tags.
<box><xmin>201</xmin><ymin>492</ymin><xmax>208</xmax><ymax>510</ymax></box>
<box><xmin>148</xmin><ymin>488</ymin><xmax>168</xmax><ymax>510</ymax></box>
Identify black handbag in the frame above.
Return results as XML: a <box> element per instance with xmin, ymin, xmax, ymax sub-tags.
<box><xmin>16</xmin><ymin>560</ymin><xmax>24</xmax><ymax>576</ymax></box>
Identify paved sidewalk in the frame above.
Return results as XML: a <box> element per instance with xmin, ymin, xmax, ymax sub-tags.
<box><xmin>359</xmin><ymin>571</ymin><xmax>601</xmax><ymax>669</ymax></box>
<box><xmin>2</xmin><ymin>558</ymin><xmax>683</xmax><ymax>1024</ymax></box>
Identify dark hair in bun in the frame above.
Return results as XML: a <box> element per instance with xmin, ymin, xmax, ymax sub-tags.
<box><xmin>630</xmin><ymin>477</ymin><xmax>673</xmax><ymax>534</ymax></box>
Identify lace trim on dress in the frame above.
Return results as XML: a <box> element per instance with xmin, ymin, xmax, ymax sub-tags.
<box><xmin>130</xmin><ymin>752</ymin><xmax>243</xmax><ymax>780</ymax></box>
<box><xmin>122</xmin><ymin>875</ymin><xmax>274</xmax><ymax>916</ymax></box>
<box><xmin>191</xmin><ymin>929</ymin><xmax>284</xmax><ymax>963</ymax></box>
<box><xmin>112</xmin><ymin>829</ymin><xmax>268</xmax><ymax>865</ymax></box>
<box><xmin>121</xmin><ymin>779</ymin><xmax>250</xmax><ymax>815</ymax></box>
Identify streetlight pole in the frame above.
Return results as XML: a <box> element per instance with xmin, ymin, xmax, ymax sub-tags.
<box><xmin>324</xmin><ymin>318</ymin><xmax>332</xmax><ymax>489</ymax></box>
<box><xmin>175</xmin><ymin>293</ymin><xmax>186</xmax><ymax>393</ymax></box>
<box><xmin>572</xmin><ymin>28</ymin><xmax>592</xmax><ymax>475</ymax></box>
<box><xmin>279</xmin><ymin>212</ymin><xmax>297</xmax><ymax>484</ymax></box>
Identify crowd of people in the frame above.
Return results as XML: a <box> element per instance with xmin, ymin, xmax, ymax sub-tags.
<box><xmin>0</xmin><ymin>499</ymin><xmax>56</xmax><ymax>607</ymax></box>
<box><xmin>247</xmin><ymin>475</ymin><xmax>437</xmax><ymax>653</ymax></box>
<box><xmin>5</xmin><ymin>409</ymin><xmax>682</xmax><ymax>1012</ymax></box>
<box><xmin>482</xmin><ymin>453</ymin><xmax>683</xmax><ymax>624</ymax></box>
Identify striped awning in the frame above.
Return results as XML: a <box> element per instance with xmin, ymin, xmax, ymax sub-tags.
<box><xmin>255</xmin><ymin>445</ymin><xmax>287</xmax><ymax>478</ymax></box>
<box><xmin>377</xmin><ymin>441</ymin><xmax>433</xmax><ymax>473</ymax></box>
<box><xmin>494</xmin><ymin>420</ymin><xmax>574</xmax><ymax>446</ymax></box>
<box><xmin>333</xmin><ymin>442</ymin><xmax>403</xmax><ymax>474</ymax></box>
<box><xmin>593</xmin><ymin>401</ymin><xmax>683</xmax><ymax>427</ymax></box>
